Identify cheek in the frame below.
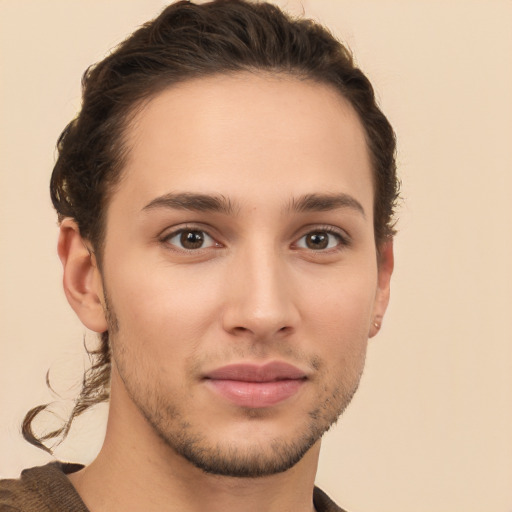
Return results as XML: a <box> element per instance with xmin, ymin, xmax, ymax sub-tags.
<box><xmin>299</xmin><ymin>266</ymin><xmax>377</xmax><ymax>363</ymax></box>
<box><xmin>105</xmin><ymin>257</ymin><xmax>225</xmax><ymax>351</ymax></box>
<box><xmin>302</xmin><ymin>265</ymin><xmax>377</xmax><ymax>327</ymax></box>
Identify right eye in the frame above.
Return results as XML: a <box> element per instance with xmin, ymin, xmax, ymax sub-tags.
<box><xmin>164</xmin><ymin>229</ymin><xmax>218</xmax><ymax>251</ymax></box>
<box><xmin>295</xmin><ymin>230</ymin><xmax>343</xmax><ymax>251</ymax></box>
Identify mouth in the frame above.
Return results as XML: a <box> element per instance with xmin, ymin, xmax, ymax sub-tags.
<box><xmin>203</xmin><ymin>361</ymin><xmax>307</xmax><ymax>408</ymax></box>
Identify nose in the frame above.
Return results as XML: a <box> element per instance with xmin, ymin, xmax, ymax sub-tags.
<box><xmin>221</xmin><ymin>245</ymin><xmax>300</xmax><ymax>341</ymax></box>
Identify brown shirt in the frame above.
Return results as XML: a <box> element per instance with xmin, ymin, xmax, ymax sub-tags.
<box><xmin>0</xmin><ymin>463</ymin><xmax>88</xmax><ymax>512</ymax></box>
<box><xmin>0</xmin><ymin>462</ymin><xmax>347</xmax><ymax>512</ymax></box>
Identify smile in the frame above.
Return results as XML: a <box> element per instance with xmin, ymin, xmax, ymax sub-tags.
<box><xmin>203</xmin><ymin>362</ymin><xmax>307</xmax><ymax>408</ymax></box>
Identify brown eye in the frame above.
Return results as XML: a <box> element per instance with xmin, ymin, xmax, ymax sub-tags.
<box><xmin>180</xmin><ymin>230</ymin><xmax>205</xmax><ymax>249</ymax></box>
<box><xmin>166</xmin><ymin>229</ymin><xmax>216</xmax><ymax>250</ymax></box>
<box><xmin>305</xmin><ymin>232</ymin><xmax>329</xmax><ymax>250</ymax></box>
<box><xmin>296</xmin><ymin>230</ymin><xmax>344</xmax><ymax>251</ymax></box>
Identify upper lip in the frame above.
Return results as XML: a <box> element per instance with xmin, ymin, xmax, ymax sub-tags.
<box><xmin>204</xmin><ymin>362</ymin><xmax>307</xmax><ymax>382</ymax></box>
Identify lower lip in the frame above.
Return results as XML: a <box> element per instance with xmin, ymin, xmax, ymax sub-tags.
<box><xmin>205</xmin><ymin>379</ymin><xmax>304</xmax><ymax>408</ymax></box>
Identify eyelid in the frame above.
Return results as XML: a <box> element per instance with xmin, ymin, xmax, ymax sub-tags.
<box><xmin>157</xmin><ymin>223</ymin><xmax>350</xmax><ymax>253</ymax></box>
<box><xmin>292</xmin><ymin>225</ymin><xmax>351</xmax><ymax>251</ymax></box>
<box><xmin>159</xmin><ymin>224</ymin><xmax>223</xmax><ymax>252</ymax></box>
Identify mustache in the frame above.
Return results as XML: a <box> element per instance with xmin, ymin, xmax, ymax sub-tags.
<box><xmin>186</xmin><ymin>343</ymin><xmax>322</xmax><ymax>375</ymax></box>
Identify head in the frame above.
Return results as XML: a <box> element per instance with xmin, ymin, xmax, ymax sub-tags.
<box><xmin>24</xmin><ymin>0</ymin><xmax>398</xmax><ymax>473</ymax></box>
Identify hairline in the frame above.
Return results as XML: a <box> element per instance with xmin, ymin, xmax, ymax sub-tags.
<box><xmin>88</xmin><ymin>69</ymin><xmax>382</xmax><ymax>269</ymax></box>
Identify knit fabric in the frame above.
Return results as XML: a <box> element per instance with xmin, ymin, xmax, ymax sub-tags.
<box><xmin>0</xmin><ymin>462</ymin><xmax>347</xmax><ymax>512</ymax></box>
<box><xmin>0</xmin><ymin>462</ymin><xmax>88</xmax><ymax>512</ymax></box>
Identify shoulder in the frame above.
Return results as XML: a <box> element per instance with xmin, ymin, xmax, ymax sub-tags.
<box><xmin>313</xmin><ymin>486</ymin><xmax>350</xmax><ymax>512</ymax></box>
<box><xmin>0</xmin><ymin>462</ymin><xmax>88</xmax><ymax>512</ymax></box>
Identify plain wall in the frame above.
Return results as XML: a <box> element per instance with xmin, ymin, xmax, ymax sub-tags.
<box><xmin>1</xmin><ymin>1</ymin><xmax>511</xmax><ymax>511</ymax></box>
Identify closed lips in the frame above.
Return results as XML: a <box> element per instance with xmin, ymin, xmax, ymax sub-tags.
<box><xmin>204</xmin><ymin>362</ymin><xmax>307</xmax><ymax>408</ymax></box>
<box><xmin>204</xmin><ymin>361</ymin><xmax>307</xmax><ymax>382</ymax></box>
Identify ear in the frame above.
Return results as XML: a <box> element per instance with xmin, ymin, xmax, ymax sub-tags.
<box><xmin>58</xmin><ymin>218</ymin><xmax>108</xmax><ymax>333</ymax></box>
<box><xmin>369</xmin><ymin>240</ymin><xmax>394</xmax><ymax>338</ymax></box>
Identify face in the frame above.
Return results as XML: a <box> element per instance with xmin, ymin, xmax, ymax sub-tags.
<box><xmin>92</xmin><ymin>73</ymin><xmax>392</xmax><ymax>477</ymax></box>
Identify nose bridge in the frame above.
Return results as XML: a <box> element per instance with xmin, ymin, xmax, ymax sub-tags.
<box><xmin>222</xmin><ymin>237</ymin><xmax>298</xmax><ymax>338</ymax></box>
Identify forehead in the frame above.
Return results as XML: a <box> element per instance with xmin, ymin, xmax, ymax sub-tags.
<box><xmin>115</xmin><ymin>72</ymin><xmax>373</xmax><ymax>214</ymax></box>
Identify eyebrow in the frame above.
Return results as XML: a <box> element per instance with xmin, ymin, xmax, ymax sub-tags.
<box><xmin>287</xmin><ymin>193</ymin><xmax>366</xmax><ymax>218</ymax></box>
<box><xmin>141</xmin><ymin>191</ymin><xmax>365</xmax><ymax>218</ymax></box>
<box><xmin>142</xmin><ymin>192</ymin><xmax>236</xmax><ymax>215</ymax></box>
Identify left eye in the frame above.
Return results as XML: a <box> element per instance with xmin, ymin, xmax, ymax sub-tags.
<box><xmin>165</xmin><ymin>229</ymin><xmax>217</xmax><ymax>250</ymax></box>
<box><xmin>296</xmin><ymin>230</ymin><xmax>343</xmax><ymax>250</ymax></box>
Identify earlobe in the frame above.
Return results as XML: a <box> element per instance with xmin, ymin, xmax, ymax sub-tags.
<box><xmin>369</xmin><ymin>240</ymin><xmax>394</xmax><ymax>338</ymax></box>
<box><xmin>58</xmin><ymin>219</ymin><xmax>108</xmax><ymax>333</ymax></box>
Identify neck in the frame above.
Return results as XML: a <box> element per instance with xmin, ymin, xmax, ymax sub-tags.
<box><xmin>68</xmin><ymin>377</ymin><xmax>320</xmax><ymax>512</ymax></box>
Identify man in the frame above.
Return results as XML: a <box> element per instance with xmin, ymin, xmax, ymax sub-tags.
<box><xmin>0</xmin><ymin>1</ymin><xmax>398</xmax><ymax>510</ymax></box>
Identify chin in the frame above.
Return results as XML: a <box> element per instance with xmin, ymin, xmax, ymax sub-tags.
<box><xmin>158</xmin><ymin>422</ymin><xmax>323</xmax><ymax>478</ymax></box>
<box><xmin>143</xmin><ymin>386</ymin><xmax>354</xmax><ymax>478</ymax></box>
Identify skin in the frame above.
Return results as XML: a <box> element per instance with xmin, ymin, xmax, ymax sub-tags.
<box><xmin>59</xmin><ymin>73</ymin><xmax>393</xmax><ymax>512</ymax></box>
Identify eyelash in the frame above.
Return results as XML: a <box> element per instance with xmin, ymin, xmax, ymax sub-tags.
<box><xmin>160</xmin><ymin>225</ymin><xmax>350</xmax><ymax>253</ymax></box>
<box><xmin>293</xmin><ymin>226</ymin><xmax>350</xmax><ymax>252</ymax></box>
<box><xmin>161</xmin><ymin>225</ymin><xmax>221</xmax><ymax>253</ymax></box>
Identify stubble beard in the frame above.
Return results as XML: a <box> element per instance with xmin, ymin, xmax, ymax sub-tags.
<box><xmin>105</xmin><ymin>294</ymin><xmax>364</xmax><ymax>479</ymax></box>
<box><xmin>139</xmin><ymin>375</ymin><xmax>360</xmax><ymax>478</ymax></box>
<box><xmin>115</xmin><ymin>353</ymin><xmax>363</xmax><ymax>478</ymax></box>
<box><xmin>122</xmin><ymin>372</ymin><xmax>361</xmax><ymax>478</ymax></box>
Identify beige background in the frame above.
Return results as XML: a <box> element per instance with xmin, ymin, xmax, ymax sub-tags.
<box><xmin>1</xmin><ymin>1</ymin><xmax>511</xmax><ymax>511</ymax></box>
